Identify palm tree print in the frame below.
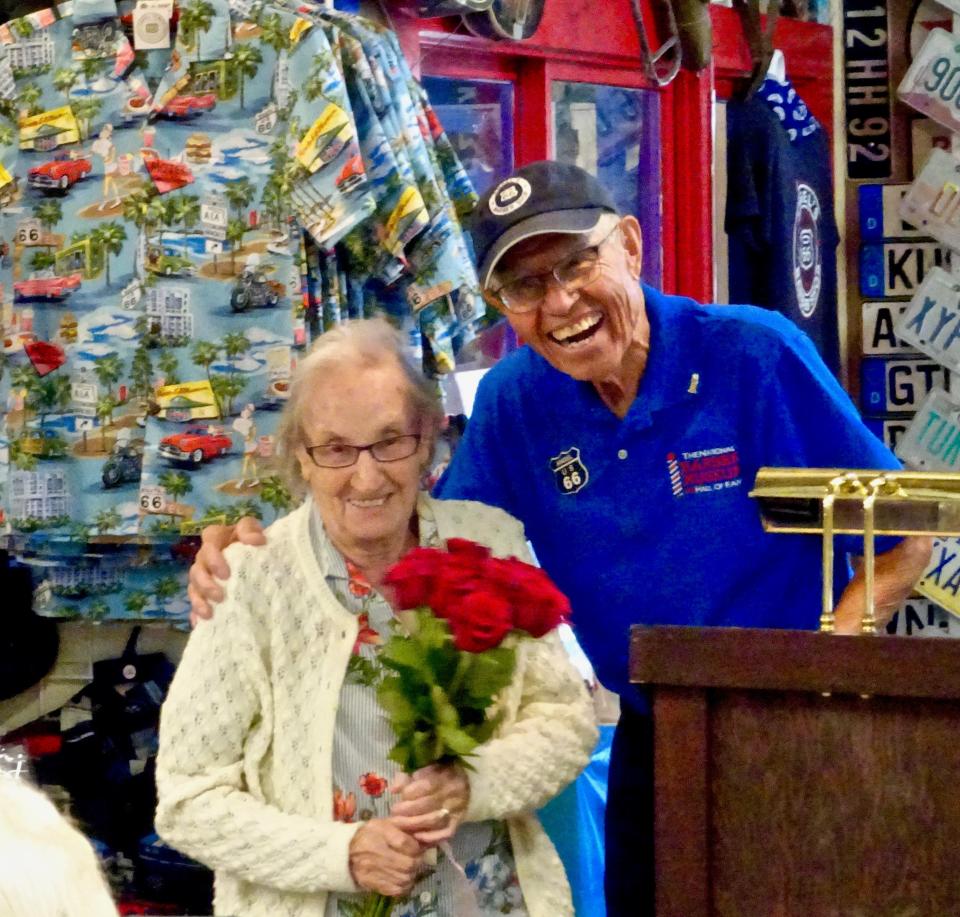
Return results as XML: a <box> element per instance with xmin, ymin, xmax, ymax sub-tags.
<box><xmin>230</xmin><ymin>43</ymin><xmax>262</xmax><ymax>110</ymax></box>
<box><xmin>91</xmin><ymin>221</ymin><xmax>127</xmax><ymax>286</ymax></box>
<box><xmin>179</xmin><ymin>0</ymin><xmax>215</xmax><ymax>62</ymax></box>
<box><xmin>258</xmin><ymin>475</ymin><xmax>292</xmax><ymax>520</ymax></box>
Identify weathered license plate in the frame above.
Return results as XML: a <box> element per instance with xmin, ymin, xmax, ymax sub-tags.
<box><xmin>917</xmin><ymin>536</ymin><xmax>960</xmax><ymax>619</ymax></box>
<box><xmin>895</xmin><ymin>387</ymin><xmax>960</xmax><ymax>470</ymax></box>
<box><xmin>887</xmin><ymin>595</ymin><xmax>960</xmax><ymax>636</ymax></box>
<box><xmin>860</xmin><ymin>356</ymin><xmax>951</xmax><ymax>414</ymax></box>
<box><xmin>899</xmin><ymin>148</ymin><xmax>960</xmax><ymax>251</ymax></box>
<box><xmin>861</xmin><ymin>301</ymin><xmax>918</xmax><ymax>355</ymax></box>
<box><xmin>858</xmin><ymin>183</ymin><xmax>922</xmax><ymax>240</ymax></box>
<box><xmin>860</xmin><ymin>241</ymin><xmax>952</xmax><ymax>297</ymax></box>
<box><xmin>864</xmin><ymin>416</ymin><xmax>911</xmax><ymax>452</ymax></box>
<box><xmin>894</xmin><ymin>266</ymin><xmax>960</xmax><ymax>371</ymax></box>
<box><xmin>898</xmin><ymin>28</ymin><xmax>960</xmax><ymax>134</ymax></box>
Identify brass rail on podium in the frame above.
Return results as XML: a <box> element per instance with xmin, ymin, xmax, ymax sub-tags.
<box><xmin>750</xmin><ymin>468</ymin><xmax>960</xmax><ymax>634</ymax></box>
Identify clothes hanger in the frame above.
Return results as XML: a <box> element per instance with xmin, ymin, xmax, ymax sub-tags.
<box><xmin>767</xmin><ymin>48</ymin><xmax>786</xmax><ymax>83</ymax></box>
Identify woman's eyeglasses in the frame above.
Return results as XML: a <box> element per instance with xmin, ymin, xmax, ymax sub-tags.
<box><xmin>305</xmin><ymin>434</ymin><xmax>421</xmax><ymax>469</ymax></box>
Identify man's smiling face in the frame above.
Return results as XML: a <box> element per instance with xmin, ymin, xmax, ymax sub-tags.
<box><xmin>488</xmin><ymin>215</ymin><xmax>647</xmax><ymax>384</ymax></box>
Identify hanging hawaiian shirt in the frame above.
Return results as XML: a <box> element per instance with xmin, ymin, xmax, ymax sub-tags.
<box><xmin>310</xmin><ymin>498</ymin><xmax>528</xmax><ymax>917</ymax></box>
<box><xmin>0</xmin><ymin>0</ymin><xmax>394</xmax><ymax>617</ymax></box>
<box><xmin>290</xmin><ymin>5</ymin><xmax>483</xmax><ymax>373</ymax></box>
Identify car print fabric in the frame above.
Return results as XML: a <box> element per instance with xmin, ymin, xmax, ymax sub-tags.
<box><xmin>0</xmin><ymin>0</ymin><xmax>480</xmax><ymax>622</ymax></box>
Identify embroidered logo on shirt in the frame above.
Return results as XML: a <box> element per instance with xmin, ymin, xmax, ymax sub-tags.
<box><xmin>549</xmin><ymin>447</ymin><xmax>589</xmax><ymax>494</ymax></box>
<box><xmin>793</xmin><ymin>182</ymin><xmax>822</xmax><ymax>318</ymax></box>
<box><xmin>666</xmin><ymin>446</ymin><xmax>741</xmax><ymax>497</ymax></box>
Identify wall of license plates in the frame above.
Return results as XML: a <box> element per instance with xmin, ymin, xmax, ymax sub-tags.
<box><xmin>846</xmin><ymin>0</ymin><xmax>960</xmax><ymax>633</ymax></box>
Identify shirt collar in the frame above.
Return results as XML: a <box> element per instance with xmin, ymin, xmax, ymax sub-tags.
<box><xmin>624</xmin><ymin>283</ymin><xmax>701</xmax><ymax>429</ymax></box>
<box><xmin>310</xmin><ymin>492</ymin><xmax>440</xmax><ymax>585</ymax></box>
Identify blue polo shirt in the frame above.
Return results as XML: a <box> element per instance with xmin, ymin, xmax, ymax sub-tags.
<box><xmin>435</xmin><ymin>285</ymin><xmax>900</xmax><ymax>700</ymax></box>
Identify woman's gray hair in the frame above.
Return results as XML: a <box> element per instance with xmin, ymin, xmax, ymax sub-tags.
<box><xmin>276</xmin><ymin>318</ymin><xmax>444</xmax><ymax>497</ymax></box>
<box><xmin>0</xmin><ymin>777</ymin><xmax>119</xmax><ymax>916</ymax></box>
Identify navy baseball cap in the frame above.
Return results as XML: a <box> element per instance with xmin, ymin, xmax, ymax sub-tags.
<box><xmin>467</xmin><ymin>160</ymin><xmax>619</xmax><ymax>289</ymax></box>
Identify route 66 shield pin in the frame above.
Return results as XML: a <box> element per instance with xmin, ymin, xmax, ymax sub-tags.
<box><xmin>550</xmin><ymin>447</ymin><xmax>589</xmax><ymax>495</ymax></box>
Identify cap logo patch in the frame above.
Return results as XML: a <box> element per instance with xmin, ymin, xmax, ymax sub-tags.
<box><xmin>489</xmin><ymin>177</ymin><xmax>532</xmax><ymax>216</ymax></box>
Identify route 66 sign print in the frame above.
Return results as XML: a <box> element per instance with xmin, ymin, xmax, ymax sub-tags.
<box><xmin>549</xmin><ymin>447</ymin><xmax>589</xmax><ymax>495</ymax></box>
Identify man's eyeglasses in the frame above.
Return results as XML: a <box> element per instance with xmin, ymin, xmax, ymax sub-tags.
<box><xmin>305</xmin><ymin>434</ymin><xmax>421</xmax><ymax>469</ymax></box>
<box><xmin>485</xmin><ymin>224</ymin><xmax>622</xmax><ymax>314</ymax></box>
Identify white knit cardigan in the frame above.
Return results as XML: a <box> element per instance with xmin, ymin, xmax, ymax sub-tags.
<box><xmin>155</xmin><ymin>496</ymin><xmax>598</xmax><ymax>917</ymax></box>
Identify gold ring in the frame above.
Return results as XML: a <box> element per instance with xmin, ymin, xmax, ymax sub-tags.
<box><xmin>438</xmin><ymin>806</ymin><xmax>451</xmax><ymax>823</ymax></box>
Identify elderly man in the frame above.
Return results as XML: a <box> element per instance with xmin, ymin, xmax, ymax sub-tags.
<box><xmin>188</xmin><ymin>161</ymin><xmax>931</xmax><ymax>916</ymax></box>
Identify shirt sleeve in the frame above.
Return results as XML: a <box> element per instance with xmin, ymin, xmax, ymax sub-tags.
<box><xmin>154</xmin><ymin>556</ymin><xmax>361</xmax><ymax>896</ymax></box>
<box><xmin>755</xmin><ymin>318</ymin><xmax>902</xmax><ymax>555</ymax></box>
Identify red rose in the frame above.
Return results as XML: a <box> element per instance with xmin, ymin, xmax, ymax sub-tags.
<box><xmin>486</xmin><ymin>558</ymin><xmax>570</xmax><ymax>638</ymax></box>
<box><xmin>445</xmin><ymin>538</ymin><xmax>491</xmax><ymax>561</ymax></box>
<box><xmin>358</xmin><ymin>772</ymin><xmax>388</xmax><ymax>797</ymax></box>
<box><xmin>448</xmin><ymin>589</ymin><xmax>514</xmax><ymax>653</ymax></box>
<box><xmin>429</xmin><ymin>553</ymin><xmax>487</xmax><ymax>619</ymax></box>
<box><xmin>383</xmin><ymin>547</ymin><xmax>446</xmax><ymax>609</ymax></box>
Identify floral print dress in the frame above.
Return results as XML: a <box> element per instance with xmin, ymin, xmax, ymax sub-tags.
<box><xmin>310</xmin><ymin>499</ymin><xmax>528</xmax><ymax>917</ymax></box>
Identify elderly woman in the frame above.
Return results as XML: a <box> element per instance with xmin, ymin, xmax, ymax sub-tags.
<box><xmin>155</xmin><ymin>319</ymin><xmax>597</xmax><ymax>917</ymax></box>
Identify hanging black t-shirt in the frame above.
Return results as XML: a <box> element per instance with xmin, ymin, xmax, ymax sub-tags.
<box><xmin>726</xmin><ymin>80</ymin><xmax>840</xmax><ymax>374</ymax></box>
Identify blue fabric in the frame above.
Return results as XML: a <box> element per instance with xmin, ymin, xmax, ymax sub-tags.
<box><xmin>538</xmin><ymin>724</ymin><xmax>612</xmax><ymax>917</ymax></box>
<box><xmin>436</xmin><ymin>285</ymin><xmax>901</xmax><ymax>699</ymax></box>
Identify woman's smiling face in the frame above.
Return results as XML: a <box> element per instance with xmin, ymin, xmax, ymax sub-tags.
<box><xmin>295</xmin><ymin>359</ymin><xmax>430</xmax><ymax>559</ymax></box>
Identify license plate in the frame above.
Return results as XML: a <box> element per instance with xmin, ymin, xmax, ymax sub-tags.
<box><xmin>861</xmin><ymin>301</ymin><xmax>919</xmax><ymax>355</ymax></box>
<box><xmin>899</xmin><ymin>148</ymin><xmax>960</xmax><ymax>251</ymax></box>
<box><xmin>895</xmin><ymin>387</ymin><xmax>960</xmax><ymax>470</ymax></box>
<box><xmin>917</xmin><ymin>537</ymin><xmax>960</xmax><ymax>620</ymax></box>
<box><xmin>858</xmin><ymin>184</ymin><xmax>923</xmax><ymax>240</ymax></box>
<box><xmin>860</xmin><ymin>356</ymin><xmax>951</xmax><ymax>414</ymax></box>
<box><xmin>887</xmin><ymin>595</ymin><xmax>960</xmax><ymax>635</ymax></box>
<box><xmin>893</xmin><ymin>266</ymin><xmax>960</xmax><ymax>371</ymax></box>
<box><xmin>859</xmin><ymin>241</ymin><xmax>952</xmax><ymax>297</ymax></box>
<box><xmin>864</xmin><ymin>416</ymin><xmax>911</xmax><ymax>452</ymax></box>
<box><xmin>898</xmin><ymin>28</ymin><xmax>960</xmax><ymax>134</ymax></box>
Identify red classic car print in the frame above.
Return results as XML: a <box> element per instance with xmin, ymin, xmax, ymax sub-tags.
<box><xmin>14</xmin><ymin>272</ymin><xmax>83</xmax><ymax>301</ymax></box>
<box><xmin>335</xmin><ymin>154</ymin><xmax>365</xmax><ymax>194</ymax></box>
<box><xmin>28</xmin><ymin>155</ymin><xmax>93</xmax><ymax>190</ymax></box>
<box><xmin>158</xmin><ymin>426</ymin><xmax>232</xmax><ymax>465</ymax></box>
<box><xmin>158</xmin><ymin>94</ymin><xmax>217</xmax><ymax>118</ymax></box>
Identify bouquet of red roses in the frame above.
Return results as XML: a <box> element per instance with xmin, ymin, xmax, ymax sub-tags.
<box><xmin>378</xmin><ymin>537</ymin><xmax>571</xmax><ymax>773</ymax></box>
<box><xmin>355</xmin><ymin>539</ymin><xmax>569</xmax><ymax>916</ymax></box>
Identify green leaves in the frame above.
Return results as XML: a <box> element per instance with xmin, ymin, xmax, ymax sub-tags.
<box><xmin>376</xmin><ymin>609</ymin><xmax>517</xmax><ymax>774</ymax></box>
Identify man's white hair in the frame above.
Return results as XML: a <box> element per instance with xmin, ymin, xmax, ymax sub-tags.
<box><xmin>0</xmin><ymin>777</ymin><xmax>118</xmax><ymax>916</ymax></box>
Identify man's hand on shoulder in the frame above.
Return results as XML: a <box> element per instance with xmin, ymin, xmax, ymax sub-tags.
<box><xmin>187</xmin><ymin>517</ymin><xmax>267</xmax><ymax>626</ymax></box>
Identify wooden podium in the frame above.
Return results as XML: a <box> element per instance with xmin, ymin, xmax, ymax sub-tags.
<box><xmin>629</xmin><ymin>625</ymin><xmax>960</xmax><ymax>916</ymax></box>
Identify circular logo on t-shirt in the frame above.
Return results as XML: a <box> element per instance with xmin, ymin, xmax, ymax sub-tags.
<box><xmin>489</xmin><ymin>177</ymin><xmax>532</xmax><ymax>216</ymax></box>
<box><xmin>793</xmin><ymin>182</ymin><xmax>822</xmax><ymax>318</ymax></box>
